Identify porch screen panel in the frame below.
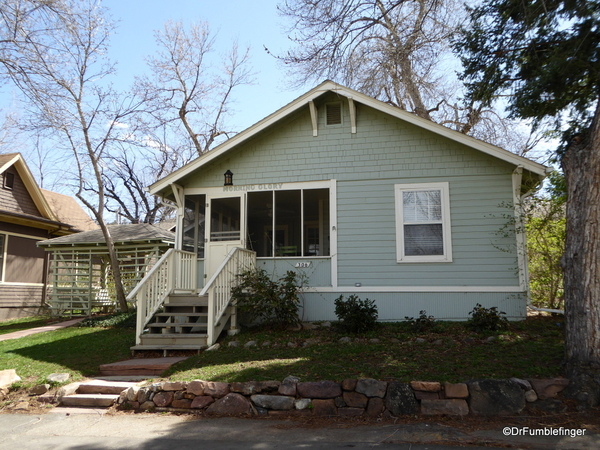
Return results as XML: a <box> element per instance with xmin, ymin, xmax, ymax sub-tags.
<box><xmin>210</xmin><ymin>197</ymin><xmax>240</xmax><ymax>241</ymax></box>
<box><xmin>303</xmin><ymin>188</ymin><xmax>330</xmax><ymax>256</ymax></box>
<box><xmin>247</xmin><ymin>191</ymin><xmax>273</xmax><ymax>257</ymax></box>
<box><xmin>275</xmin><ymin>190</ymin><xmax>301</xmax><ymax>256</ymax></box>
<box><xmin>182</xmin><ymin>195</ymin><xmax>205</xmax><ymax>257</ymax></box>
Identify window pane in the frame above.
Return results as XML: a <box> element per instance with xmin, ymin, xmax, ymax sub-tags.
<box><xmin>404</xmin><ymin>224</ymin><xmax>443</xmax><ymax>256</ymax></box>
<box><xmin>275</xmin><ymin>190</ymin><xmax>301</xmax><ymax>256</ymax></box>
<box><xmin>5</xmin><ymin>236</ymin><xmax>46</xmax><ymax>283</ymax></box>
<box><xmin>303</xmin><ymin>188</ymin><xmax>330</xmax><ymax>256</ymax></box>
<box><xmin>210</xmin><ymin>197</ymin><xmax>240</xmax><ymax>242</ymax></box>
<box><xmin>0</xmin><ymin>234</ymin><xmax>4</xmax><ymax>280</ymax></box>
<box><xmin>247</xmin><ymin>191</ymin><xmax>273</xmax><ymax>257</ymax></box>
<box><xmin>403</xmin><ymin>190</ymin><xmax>441</xmax><ymax>222</ymax></box>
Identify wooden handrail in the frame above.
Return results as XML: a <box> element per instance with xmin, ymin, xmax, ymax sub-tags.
<box><xmin>129</xmin><ymin>249</ymin><xmax>196</xmax><ymax>345</ymax></box>
<box><xmin>204</xmin><ymin>247</ymin><xmax>255</xmax><ymax>345</ymax></box>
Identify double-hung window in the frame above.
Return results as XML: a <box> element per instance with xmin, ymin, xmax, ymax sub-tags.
<box><xmin>395</xmin><ymin>182</ymin><xmax>452</xmax><ymax>262</ymax></box>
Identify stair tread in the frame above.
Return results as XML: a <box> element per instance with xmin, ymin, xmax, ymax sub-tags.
<box><xmin>131</xmin><ymin>344</ymin><xmax>207</xmax><ymax>350</ymax></box>
<box><xmin>141</xmin><ymin>334</ymin><xmax>207</xmax><ymax>338</ymax></box>
<box><xmin>148</xmin><ymin>323</ymin><xmax>207</xmax><ymax>327</ymax></box>
<box><xmin>155</xmin><ymin>312</ymin><xmax>208</xmax><ymax>317</ymax></box>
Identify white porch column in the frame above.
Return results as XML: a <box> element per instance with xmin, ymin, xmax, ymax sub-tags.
<box><xmin>171</xmin><ymin>183</ymin><xmax>185</xmax><ymax>251</ymax></box>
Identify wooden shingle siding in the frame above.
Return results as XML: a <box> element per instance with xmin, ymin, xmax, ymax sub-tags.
<box><xmin>190</xmin><ymin>99</ymin><xmax>520</xmax><ymax>291</ymax></box>
<box><xmin>0</xmin><ymin>167</ymin><xmax>42</xmax><ymax>217</ymax></box>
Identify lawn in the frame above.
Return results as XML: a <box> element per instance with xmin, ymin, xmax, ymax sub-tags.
<box><xmin>0</xmin><ymin>314</ymin><xmax>565</xmax><ymax>391</ymax></box>
<box><xmin>0</xmin><ymin>316</ymin><xmax>62</xmax><ymax>335</ymax></box>
<box><xmin>0</xmin><ymin>317</ymin><xmax>135</xmax><ymax>389</ymax></box>
<box><xmin>163</xmin><ymin>315</ymin><xmax>565</xmax><ymax>384</ymax></box>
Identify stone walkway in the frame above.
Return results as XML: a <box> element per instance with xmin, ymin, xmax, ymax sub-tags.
<box><xmin>0</xmin><ymin>318</ymin><xmax>85</xmax><ymax>342</ymax></box>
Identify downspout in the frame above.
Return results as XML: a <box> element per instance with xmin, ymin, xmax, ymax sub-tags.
<box><xmin>513</xmin><ymin>166</ymin><xmax>564</xmax><ymax>315</ymax></box>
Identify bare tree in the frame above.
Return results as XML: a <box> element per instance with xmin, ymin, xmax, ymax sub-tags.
<box><xmin>136</xmin><ymin>20</ymin><xmax>254</xmax><ymax>157</ymax></box>
<box><xmin>0</xmin><ymin>0</ymin><xmax>136</xmax><ymax>312</ymax></box>
<box><xmin>102</xmin><ymin>139</ymin><xmax>181</xmax><ymax>224</ymax></box>
<box><xmin>276</xmin><ymin>0</ymin><xmax>529</xmax><ymax>148</ymax></box>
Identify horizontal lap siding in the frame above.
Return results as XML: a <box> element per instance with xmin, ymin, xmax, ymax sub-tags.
<box><xmin>337</xmin><ymin>173</ymin><xmax>518</xmax><ymax>287</ymax></box>
<box><xmin>300</xmin><ymin>291</ymin><xmax>526</xmax><ymax>322</ymax></box>
<box><xmin>256</xmin><ymin>258</ymin><xmax>331</xmax><ymax>287</ymax></box>
<box><xmin>0</xmin><ymin>285</ymin><xmax>45</xmax><ymax>321</ymax></box>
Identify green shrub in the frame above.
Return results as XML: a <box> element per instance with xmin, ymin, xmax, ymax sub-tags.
<box><xmin>405</xmin><ymin>310</ymin><xmax>436</xmax><ymax>333</ymax></box>
<box><xmin>231</xmin><ymin>268</ymin><xmax>304</xmax><ymax>328</ymax></box>
<box><xmin>466</xmin><ymin>303</ymin><xmax>509</xmax><ymax>332</ymax></box>
<box><xmin>334</xmin><ymin>294</ymin><xmax>378</xmax><ymax>333</ymax></box>
<box><xmin>77</xmin><ymin>311</ymin><xmax>136</xmax><ymax>329</ymax></box>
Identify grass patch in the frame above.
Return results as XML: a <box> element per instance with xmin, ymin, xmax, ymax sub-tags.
<box><xmin>0</xmin><ymin>316</ymin><xmax>61</xmax><ymax>335</ymax></box>
<box><xmin>0</xmin><ymin>314</ymin><xmax>564</xmax><ymax>391</ymax></box>
<box><xmin>0</xmin><ymin>324</ymin><xmax>134</xmax><ymax>389</ymax></box>
<box><xmin>163</xmin><ymin>315</ymin><xmax>565</xmax><ymax>383</ymax></box>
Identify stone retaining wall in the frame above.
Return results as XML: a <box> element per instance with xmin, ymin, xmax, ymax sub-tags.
<box><xmin>120</xmin><ymin>376</ymin><xmax>570</xmax><ymax>417</ymax></box>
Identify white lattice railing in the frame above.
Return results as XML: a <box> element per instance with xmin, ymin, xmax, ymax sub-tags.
<box><xmin>128</xmin><ymin>249</ymin><xmax>196</xmax><ymax>345</ymax></box>
<box><xmin>200</xmin><ymin>247</ymin><xmax>255</xmax><ymax>346</ymax></box>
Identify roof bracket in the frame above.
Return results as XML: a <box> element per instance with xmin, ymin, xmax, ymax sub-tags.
<box><xmin>348</xmin><ymin>97</ymin><xmax>356</xmax><ymax>134</ymax></box>
<box><xmin>309</xmin><ymin>100</ymin><xmax>318</xmax><ymax>137</ymax></box>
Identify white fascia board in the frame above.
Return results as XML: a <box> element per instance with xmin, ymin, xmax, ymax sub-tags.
<box><xmin>149</xmin><ymin>80</ymin><xmax>548</xmax><ymax>194</ymax></box>
<box><xmin>1</xmin><ymin>153</ymin><xmax>59</xmax><ymax>221</ymax></box>
<box><xmin>148</xmin><ymin>81</ymin><xmax>338</xmax><ymax>195</ymax></box>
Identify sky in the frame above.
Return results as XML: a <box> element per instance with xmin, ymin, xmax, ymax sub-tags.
<box><xmin>101</xmin><ymin>0</ymin><xmax>306</xmax><ymax>131</ymax></box>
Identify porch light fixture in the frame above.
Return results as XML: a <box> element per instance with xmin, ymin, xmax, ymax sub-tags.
<box><xmin>224</xmin><ymin>170</ymin><xmax>233</xmax><ymax>186</ymax></box>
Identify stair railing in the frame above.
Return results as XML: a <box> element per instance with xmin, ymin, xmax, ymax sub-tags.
<box><xmin>200</xmin><ymin>247</ymin><xmax>255</xmax><ymax>346</ymax></box>
<box><xmin>127</xmin><ymin>248</ymin><xmax>197</xmax><ymax>345</ymax></box>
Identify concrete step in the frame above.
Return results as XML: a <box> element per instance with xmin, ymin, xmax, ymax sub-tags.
<box><xmin>77</xmin><ymin>380</ymin><xmax>140</xmax><ymax>395</ymax></box>
<box><xmin>60</xmin><ymin>394</ymin><xmax>120</xmax><ymax>407</ymax></box>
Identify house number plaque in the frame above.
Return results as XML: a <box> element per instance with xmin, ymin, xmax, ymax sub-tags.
<box><xmin>295</xmin><ymin>262</ymin><xmax>311</xmax><ymax>268</ymax></box>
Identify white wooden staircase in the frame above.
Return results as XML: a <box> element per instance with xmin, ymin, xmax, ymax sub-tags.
<box><xmin>127</xmin><ymin>248</ymin><xmax>255</xmax><ymax>356</ymax></box>
<box><xmin>130</xmin><ymin>293</ymin><xmax>210</xmax><ymax>355</ymax></box>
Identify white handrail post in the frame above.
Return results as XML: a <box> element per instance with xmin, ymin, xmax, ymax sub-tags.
<box><xmin>136</xmin><ymin>288</ymin><xmax>146</xmax><ymax>345</ymax></box>
<box><xmin>207</xmin><ymin>290</ymin><xmax>215</xmax><ymax>345</ymax></box>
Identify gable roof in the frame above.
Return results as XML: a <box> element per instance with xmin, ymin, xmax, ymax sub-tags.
<box><xmin>0</xmin><ymin>153</ymin><xmax>97</xmax><ymax>234</ymax></box>
<box><xmin>38</xmin><ymin>223</ymin><xmax>175</xmax><ymax>247</ymax></box>
<box><xmin>0</xmin><ymin>153</ymin><xmax>58</xmax><ymax>221</ymax></box>
<box><xmin>149</xmin><ymin>80</ymin><xmax>548</xmax><ymax>196</ymax></box>
<box><xmin>41</xmin><ymin>189</ymin><xmax>98</xmax><ymax>232</ymax></box>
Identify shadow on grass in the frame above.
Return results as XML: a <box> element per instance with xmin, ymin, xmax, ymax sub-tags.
<box><xmin>0</xmin><ymin>317</ymin><xmax>58</xmax><ymax>335</ymax></box>
<box><xmin>5</xmin><ymin>327</ymin><xmax>135</xmax><ymax>379</ymax></box>
<box><xmin>162</xmin><ymin>320</ymin><xmax>565</xmax><ymax>383</ymax></box>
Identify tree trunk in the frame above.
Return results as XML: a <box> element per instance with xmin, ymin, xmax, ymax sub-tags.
<box><xmin>98</xmin><ymin>222</ymin><xmax>129</xmax><ymax>313</ymax></box>
<box><xmin>561</xmin><ymin>100</ymin><xmax>600</xmax><ymax>407</ymax></box>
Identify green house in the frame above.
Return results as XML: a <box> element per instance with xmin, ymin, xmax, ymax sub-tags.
<box><xmin>129</xmin><ymin>81</ymin><xmax>548</xmax><ymax>353</ymax></box>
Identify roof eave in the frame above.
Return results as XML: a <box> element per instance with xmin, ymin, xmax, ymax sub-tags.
<box><xmin>149</xmin><ymin>81</ymin><xmax>548</xmax><ymax>194</ymax></box>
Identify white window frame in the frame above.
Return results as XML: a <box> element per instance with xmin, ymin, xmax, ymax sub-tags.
<box><xmin>394</xmin><ymin>182</ymin><xmax>452</xmax><ymax>263</ymax></box>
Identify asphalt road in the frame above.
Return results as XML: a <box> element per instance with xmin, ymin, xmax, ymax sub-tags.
<box><xmin>0</xmin><ymin>409</ymin><xmax>597</xmax><ymax>450</ymax></box>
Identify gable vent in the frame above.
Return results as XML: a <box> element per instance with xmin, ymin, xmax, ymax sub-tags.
<box><xmin>3</xmin><ymin>172</ymin><xmax>14</xmax><ymax>190</ymax></box>
<box><xmin>326</xmin><ymin>103</ymin><xmax>342</xmax><ymax>125</ymax></box>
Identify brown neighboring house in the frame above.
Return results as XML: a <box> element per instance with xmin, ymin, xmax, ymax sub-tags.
<box><xmin>0</xmin><ymin>153</ymin><xmax>97</xmax><ymax>321</ymax></box>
